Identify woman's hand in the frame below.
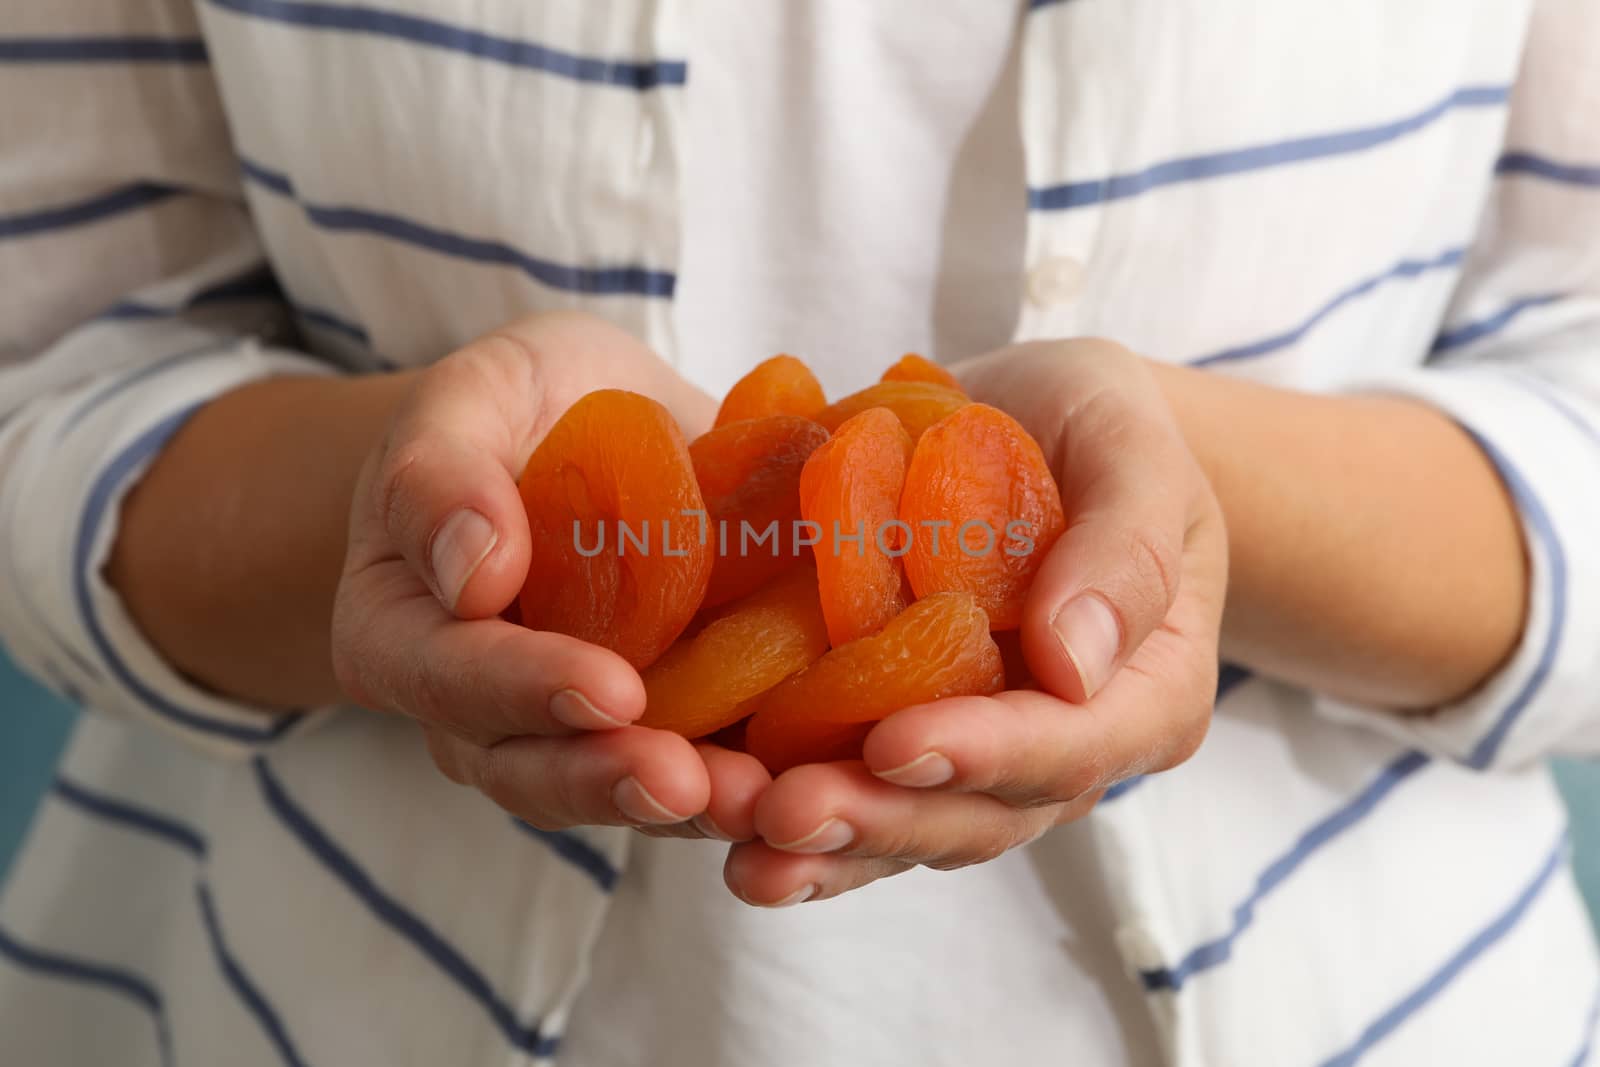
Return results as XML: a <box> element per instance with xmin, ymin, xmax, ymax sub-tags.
<box><xmin>331</xmin><ymin>312</ymin><xmax>771</xmax><ymax>838</ymax></box>
<box><xmin>723</xmin><ymin>340</ymin><xmax>1228</xmax><ymax>906</ymax></box>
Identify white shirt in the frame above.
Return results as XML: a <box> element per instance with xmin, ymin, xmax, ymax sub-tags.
<box><xmin>565</xmin><ymin>9</ymin><xmax>1152</xmax><ymax>1064</ymax></box>
<box><xmin>3</xmin><ymin>2</ymin><xmax>1600</xmax><ymax>1066</ymax></box>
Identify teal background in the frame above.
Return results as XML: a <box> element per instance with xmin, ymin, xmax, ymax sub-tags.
<box><xmin>3</xmin><ymin>649</ymin><xmax>1599</xmax><ymax>923</ymax></box>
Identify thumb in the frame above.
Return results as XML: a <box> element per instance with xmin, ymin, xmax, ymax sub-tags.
<box><xmin>1019</xmin><ymin>388</ymin><xmax>1195</xmax><ymax>704</ymax></box>
<box><xmin>359</xmin><ymin>337</ymin><xmax>539</xmax><ymax>619</ymax></box>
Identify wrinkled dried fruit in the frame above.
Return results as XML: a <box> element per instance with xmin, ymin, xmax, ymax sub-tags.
<box><xmin>745</xmin><ymin>592</ymin><xmax>1006</xmax><ymax>774</ymax></box>
<box><xmin>690</xmin><ymin>416</ymin><xmax>830</xmax><ymax>607</ymax></box>
<box><xmin>715</xmin><ymin>355</ymin><xmax>827</xmax><ymax>427</ymax></box>
<box><xmin>881</xmin><ymin>353</ymin><xmax>966</xmax><ymax>395</ymax></box>
<box><xmin>800</xmin><ymin>407</ymin><xmax>912</xmax><ymax>646</ymax></box>
<box><xmin>638</xmin><ymin>566</ymin><xmax>830</xmax><ymax>739</ymax></box>
<box><xmin>900</xmin><ymin>404</ymin><xmax>1066</xmax><ymax>631</ymax></box>
<box><xmin>518</xmin><ymin>390</ymin><xmax>711</xmax><ymax>670</ymax></box>
<box><xmin>816</xmin><ymin>381</ymin><xmax>968</xmax><ymax>442</ymax></box>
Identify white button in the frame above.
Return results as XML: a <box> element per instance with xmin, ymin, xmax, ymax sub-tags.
<box><xmin>1027</xmin><ymin>256</ymin><xmax>1086</xmax><ymax>307</ymax></box>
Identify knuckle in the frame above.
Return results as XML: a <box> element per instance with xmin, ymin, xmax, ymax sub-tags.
<box><xmin>1051</xmin><ymin>748</ymin><xmax>1111</xmax><ymax>801</ymax></box>
<box><xmin>423</xmin><ymin>728</ymin><xmax>472</xmax><ymax>786</ymax></box>
<box><xmin>1120</xmin><ymin>523</ymin><xmax>1182</xmax><ymax>618</ymax></box>
<box><xmin>405</xmin><ymin>655</ymin><xmax>456</xmax><ymax>726</ymax></box>
<box><xmin>927</xmin><ymin>835</ymin><xmax>1010</xmax><ymax>872</ymax></box>
<box><xmin>375</xmin><ymin>442</ymin><xmax>432</xmax><ymax>543</ymax></box>
<box><xmin>1162</xmin><ymin>693</ymin><xmax>1214</xmax><ymax>771</ymax></box>
<box><xmin>329</xmin><ymin>643</ymin><xmax>372</xmax><ymax>710</ymax></box>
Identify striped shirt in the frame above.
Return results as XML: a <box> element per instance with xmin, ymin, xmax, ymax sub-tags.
<box><xmin>3</xmin><ymin>1</ymin><xmax>1600</xmax><ymax>1064</ymax></box>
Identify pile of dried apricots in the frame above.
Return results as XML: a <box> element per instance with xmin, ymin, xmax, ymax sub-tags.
<box><xmin>516</xmin><ymin>353</ymin><xmax>1066</xmax><ymax>774</ymax></box>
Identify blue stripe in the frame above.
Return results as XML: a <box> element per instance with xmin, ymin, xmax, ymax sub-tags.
<box><xmin>295</xmin><ymin>304</ymin><xmax>370</xmax><ymax>344</ymax></box>
<box><xmin>1030</xmin><ymin>85</ymin><xmax>1509</xmax><ymax>211</ymax></box>
<box><xmin>1508</xmin><ymin>372</ymin><xmax>1600</xmax><ymax>452</ymax></box>
<box><xmin>1498</xmin><ymin>152</ymin><xmax>1600</xmax><ymax>190</ymax></box>
<box><xmin>196</xmin><ymin>883</ymin><xmax>310</xmax><ymax>1067</ymax></box>
<box><xmin>1317</xmin><ymin>830</ymin><xmax>1569</xmax><ymax>1067</ymax></box>
<box><xmin>0</xmin><ymin>37</ymin><xmax>208</xmax><ymax>63</ymax></box>
<box><xmin>1027</xmin><ymin>0</ymin><xmax>1075</xmax><ymax>10</ymax></box>
<box><xmin>60</xmin><ymin>342</ymin><xmax>233</xmax><ymax>437</ymax></box>
<box><xmin>53</xmin><ymin>778</ymin><xmax>208</xmax><ymax>858</ymax></box>
<box><xmin>1190</xmin><ymin>247</ymin><xmax>1464</xmax><ymax>367</ymax></box>
<box><xmin>72</xmin><ymin>405</ymin><xmax>301</xmax><ymax>744</ymax></box>
<box><xmin>43</xmin><ymin>784</ymin><xmax>305</xmax><ymax>1067</ymax></box>
<box><xmin>0</xmin><ymin>924</ymin><xmax>171</xmax><ymax>1064</ymax></box>
<box><xmin>1101</xmin><ymin>665</ymin><xmax>1254</xmax><ymax>803</ymax></box>
<box><xmin>1430</xmin><ymin>293</ymin><xmax>1566</xmax><ymax>356</ymax></box>
<box><xmin>511</xmin><ymin>820</ymin><xmax>619</xmax><ymax>892</ymax></box>
<box><xmin>239</xmin><ymin>156</ymin><xmax>676</xmax><ymax>298</ymax></box>
<box><xmin>104</xmin><ymin>267</ymin><xmax>285</xmax><ymax>320</ymax></box>
<box><xmin>1458</xmin><ymin>429</ymin><xmax>1566</xmax><ymax>770</ymax></box>
<box><xmin>1140</xmin><ymin>749</ymin><xmax>1431</xmax><ymax>991</ymax></box>
<box><xmin>100</xmin><ymin>268</ymin><xmax>369</xmax><ymax>346</ymax></box>
<box><xmin>253</xmin><ymin>758</ymin><xmax>559</xmax><ymax>1057</ymax></box>
<box><xmin>206</xmin><ymin>0</ymin><xmax>685</xmax><ymax>89</ymax></box>
<box><xmin>1100</xmin><ymin>776</ymin><xmax>1143</xmax><ymax>802</ymax></box>
<box><xmin>0</xmin><ymin>182</ymin><xmax>178</xmax><ymax>241</ymax></box>
<box><xmin>1569</xmin><ymin>980</ymin><xmax>1600</xmax><ymax>1067</ymax></box>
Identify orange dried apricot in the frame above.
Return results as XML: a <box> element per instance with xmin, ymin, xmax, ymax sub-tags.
<box><xmin>715</xmin><ymin>355</ymin><xmax>827</xmax><ymax>427</ymax></box>
<box><xmin>517</xmin><ymin>389</ymin><xmax>711</xmax><ymax>670</ymax></box>
<box><xmin>745</xmin><ymin>592</ymin><xmax>1005</xmax><ymax>774</ymax></box>
<box><xmin>799</xmin><ymin>407</ymin><xmax>912</xmax><ymax>646</ymax></box>
<box><xmin>638</xmin><ymin>566</ymin><xmax>830</xmax><ymax>739</ymax></box>
<box><xmin>899</xmin><ymin>404</ymin><xmax>1066</xmax><ymax>631</ymax></box>
<box><xmin>815</xmin><ymin>381</ymin><xmax>968</xmax><ymax>442</ymax></box>
<box><xmin>689</xmin><ymin>416</ymin><xmax>830</xmax><ymax>607</ymax></box>
<box><xmin>881</xmin><ymin>353</ymin><xmax>966</xmax><ymax>395</ymax></box>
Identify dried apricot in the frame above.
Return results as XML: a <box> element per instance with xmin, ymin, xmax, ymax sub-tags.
<box><xmin>637</xmin><ymin>566</ymin><xmax>830</xmax><ymax>739</ymax></box>
<box><xmin>900</xmin><ymin>404</ymin><xmax>1066</xmax><ymax>631</ymax></box>
<box><xmin>715</xmin><ymin>355</ymin><xmax>827</xmax><ymax>427</ymax></box>
<box><xmin>517</xmin><ymin>390</ymin><xmax>711</xmax><ymax>670</ymax></box>
<box><xmin>815</xmin><ymin>381</ymin><xmax>968</xmax><ymax>442</ymax></box>
<box><xmin>800</xmin><ymin>408</ymin><xmax>912</xmax><ymax>646</ymax></box>
<box><xmin>690</xmin><ymin>416</ymin><xmax>830</xmax><ymax>607</ymax></box>
<box><xmin>745</xmin><ymin>592</ymin><xmax>1006</xmax><ymax>774</ymax></box>
<box><xmin>881</xmin><ymin>353</ymin><xmax>965</xmax><ymax>395</ymax></box>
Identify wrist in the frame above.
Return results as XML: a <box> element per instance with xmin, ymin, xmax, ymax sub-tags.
<box><xmin>108</xmin><ymin>368</ymin><xmax>418</xmax><ymax>709</ymax></box>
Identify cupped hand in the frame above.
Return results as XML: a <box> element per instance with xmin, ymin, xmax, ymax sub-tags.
<box><xmin>331</xmin><ymin>312</ymin><xmax>770</xmax><ymax>839</ymax></box>
<box><xmin>723</xmin><ymin>339</ymin><xmax>1228</xmax><ymax>906</ymax></box>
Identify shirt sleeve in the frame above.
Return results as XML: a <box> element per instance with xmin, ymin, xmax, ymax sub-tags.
<box><xmin>1312</xmin><ymin>0</ymin><xmax>1600</xmax><ymax>772</ymax></box>
<box><xmin>0</xmin><ymin>1</ymin><xmax>342</xmax><ymax>760</ymax></box>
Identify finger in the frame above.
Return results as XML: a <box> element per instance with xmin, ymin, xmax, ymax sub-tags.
<box><xmin>332</xmin><ymin>560</ymin><xmax>645</xmax><ymax>743</ymax></box>
<box><xmin>354</xmin><ymin>333</ymin><xmax>545</xmax><ymax>619</ymax></box>
<box><xmin>426</xmin><ymin>725</ymin><xmax>710</xmax><ymax>830</ymax></box>
<box><xmin>723</xmin><ymin>839</ymin><xmax>911</xmax><ymax>907</ymax></box>
<box><xmin>864</xmin><ymin>596</ymin><xmax>1222</xmax><ymax>806</ymax></box>
<box><xmin>690</xmin><ymin>743</ymin><xmax>771</xmax><ymax>842</ymax></box>
<box><xmin>752</xmin><ymin>762</ymin><xmax>1069</xmax><ymax>867</ymax></box>
<box><xmin>959</xmin><ymin>342</ymin><xmax>1197</xmax><ymax>702</ymax></box>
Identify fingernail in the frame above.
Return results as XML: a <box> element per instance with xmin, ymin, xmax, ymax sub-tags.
<box><xmin>770</xmin><ymin>818</ymin><xmax>854</xmax><ymax>854</ymax></box>
<box><xmin>874</xmin><ymin>752</ymin><xmax>955</xmax><ymax>788</ymax></box>
<box><xmin>430</xmin><ymin>508</ymin><xmax>497</xmax><ymax>611</ymax></box>
<box><xmin>691</xmin><ymin>813</ymin><xmax>735</xmax><ymax>841</ymax></box>
<box><xmin>1051</xmin><ymin>594</ymin><xmax>1122</xmax><ymax>700</ymax></box>
<box><xmin>612</xmin><ymin>777</ymin><xmax>688</xmax><ymax>825</ymax></box>
<box><xmin>549</xmin><ymin>689</ymin><xmax>629</xmax><ymax>730</ymax></box>
<box><xmin>762</xmin><ymin>884</ymin><xmax>818</xmax><ymax>908</ymax></box>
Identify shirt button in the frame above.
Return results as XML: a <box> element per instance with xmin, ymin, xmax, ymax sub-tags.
<box><xmin>1027</xmin><ymin>256</ymin><xmax>1086</xmax><ymax>307</ymax></box>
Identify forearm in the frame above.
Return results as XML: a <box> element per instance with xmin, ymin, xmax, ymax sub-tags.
<box><xmin>1151</xmin><ymin>361</ymin><xmax>1528</xmax><ymax>709</ymax></box>
<box><xmin>106</xmin><ymin>371</ymin><xmax>416</xmax><ymax>709</ymax></box>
